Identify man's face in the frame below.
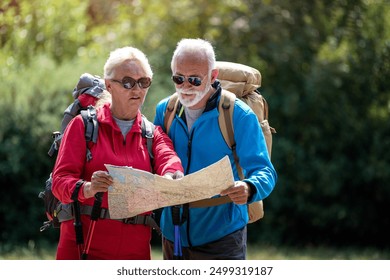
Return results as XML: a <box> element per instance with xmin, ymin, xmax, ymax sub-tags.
<box><xmin>172</xmin><ymin>54</ymin><xmax>212</xmax><ymax>109</ymax></box>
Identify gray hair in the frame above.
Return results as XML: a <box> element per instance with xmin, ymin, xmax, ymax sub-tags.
<box><xmin>103</xmin><ymin>46</ymin><xmax>153</xmax><ymax>79</ymax></box>
<box><xmin>171</xmin><ymin>38</ymin><xmax>216</xmax><ymax>72</ymax></box>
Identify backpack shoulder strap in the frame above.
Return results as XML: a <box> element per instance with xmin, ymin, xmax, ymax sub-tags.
<box><xmin>259</xmin><ymin>91</ymin><xmax>269</xmax><ymax>120</ymax></box>
<box><xmin>218</xmin><ymin>89</ymin><xmax>244</xmax><ymax>180</ymax></box>
<box><xmin>218</xmin><ymin>90</ymin><xmax>236</xmax><ymax>148</ymax></box>
<box><xmin>164</xmin><ymin>93</ymin><xmax>180</xmax><ymax>135</ymax></box>
<box><xmin>141</xmin><ymin>115</ymin><xmax>155</xmax><ymax>161</ymax></box>
<box><xmin>80</xmin><ymin>105</ymin><xmax>98</xmax><ymax>162</ymax></box>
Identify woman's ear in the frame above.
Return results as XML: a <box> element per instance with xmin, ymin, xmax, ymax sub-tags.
<box><xmin>105</xmin><ymin>80</ymin><xmax>111</xmax><ymax>91</ymax></box>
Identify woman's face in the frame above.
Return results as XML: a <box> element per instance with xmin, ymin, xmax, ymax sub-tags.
<box><xmin>106</xmin><ymin>59</ymin><xmax>151</xmax><ymax>120</ymax></box>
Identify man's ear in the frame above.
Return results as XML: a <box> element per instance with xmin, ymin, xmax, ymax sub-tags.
<box><xmin>211</xmin><ymin>68</ymin><xmax>219</xmax><ymax>83</ymax></box>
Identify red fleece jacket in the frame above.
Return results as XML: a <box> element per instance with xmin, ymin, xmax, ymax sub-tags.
<box><xmin>52</xmin><ymin>103</ymin><xmax>183</xmax><ymax>259</ymax></box>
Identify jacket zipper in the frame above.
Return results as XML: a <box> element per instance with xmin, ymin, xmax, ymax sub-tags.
<box><xmin>176</xmin><ymin>113</ymin><xmax>195</xmax><ymax>247</ymax></box>
<box><xmin>185</xmin><ymin>128</ymin><xmax>195</xmax><ymax>247</ymax></box>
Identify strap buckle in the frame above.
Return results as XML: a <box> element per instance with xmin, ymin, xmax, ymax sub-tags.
<box><xmin>99</xmin><ymin>208</ymin><xmax>109</xmax><ymax>219</ymax></box>
<box><xmin>122</xmin><ymin>215</ymin><xmax>147</xmax><ymax>225</ymax></box>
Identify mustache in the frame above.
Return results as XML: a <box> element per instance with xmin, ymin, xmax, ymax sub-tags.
<box><xmin>176</xmin><ymin>88</ymin><xmax>203</xmax><ymax>95</ymax></box>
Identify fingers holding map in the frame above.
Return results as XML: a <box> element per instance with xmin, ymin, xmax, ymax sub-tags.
<box><xmin>105</xmin><ymin>156</ymin><xmax>234</xmax><ymax>219</ymax></box>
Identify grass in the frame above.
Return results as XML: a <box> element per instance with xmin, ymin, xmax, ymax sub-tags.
<box><xmin>247</xmin><ymin>245</ymin><xmax>389</xmax><ymax>260</ymax></box>
<box><xmin>1</xmin><ymin>244</ymin><xmax>388</xmax><ymax>260</ymax></box>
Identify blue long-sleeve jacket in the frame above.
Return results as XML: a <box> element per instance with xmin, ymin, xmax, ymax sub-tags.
<box><xmin>154</xmin><ymin>81</ymin><xmax>277</xmax><ymax>247</ymax></box>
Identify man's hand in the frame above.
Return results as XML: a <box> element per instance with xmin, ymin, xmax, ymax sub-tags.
<box><xmin>220</xmin><ymin>181</ymin><xmax>251</xmax><ymax>205</ymax></box>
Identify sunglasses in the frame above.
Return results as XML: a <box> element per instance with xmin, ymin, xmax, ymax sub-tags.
<box><xmin>172</xmin><ymin>75</ymin><xmax>203</xmax><ymax>87</ymax></box>
<box><xmin>111</xmin><ymin>76</ymin><xmax>152</xmax><ymax>89</ymax></box>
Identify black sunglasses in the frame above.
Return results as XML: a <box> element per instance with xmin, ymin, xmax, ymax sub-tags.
<box><xmin>172</xmin><ymin>75</ymin><xmax>203</xmax><ymax>87</ymax></box>
<box><xmin>111</xmin><ymin>76</ymin><xmax>152</xmax><ymax>89</ymax></box>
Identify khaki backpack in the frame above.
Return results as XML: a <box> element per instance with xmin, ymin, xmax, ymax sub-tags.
<box><xmin>164</xmin><ymin>61</ymin><xmax>276</xmax><ymax>223</ymax></box>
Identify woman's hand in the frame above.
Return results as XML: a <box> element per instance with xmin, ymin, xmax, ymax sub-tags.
<box><xmin>163</xmin><ymin>170</ymin><xmax>184</xmax><ymax>180</ymax></box>
<box><xmin>83</xmin><ymin>171</ymin><xmax>113</xmax><ymax>199</ymax></box>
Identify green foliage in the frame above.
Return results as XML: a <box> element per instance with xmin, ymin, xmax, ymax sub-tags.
<box><xmin>0</xmin><ymin>0</ymin><xmax>90</xmax><ymax>64</ymax></box>
<box><xmin>241</xmin><ymin>0</ymin><xmax>390</xmax><ymax>248</ymax></box>
<box><xmin>0</xmin><ymin>0</ymin><xmax>389</xmax><ymax>250</ymax></box>
<box><xmin>0</xmin><ymin>103</ymin><xmax>52</xmax><ymax>244</ymax></box>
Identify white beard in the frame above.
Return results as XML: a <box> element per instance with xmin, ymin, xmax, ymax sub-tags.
<box><xmin>176</xmin><ymin>80</ymin><xmax>211</xmax><ymax>108</ymax></box>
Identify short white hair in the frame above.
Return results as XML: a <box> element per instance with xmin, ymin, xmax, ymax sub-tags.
<box><xmin>103</xmin><ymin>46</ymin><xmax>153</xmax><ymax>79</ymax></box>
<box><xmin>171</xmin><ymin>38</ymin><xmax>216</xmax><ymax>72</ymax></box>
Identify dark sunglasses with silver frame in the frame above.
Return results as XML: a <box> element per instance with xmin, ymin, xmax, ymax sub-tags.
<box><xmin>172</xmin><ymin>75</ymin><xmax>203</xmax><ymax>87</ymax></box>
<box><xmin>111</xmin><ymin>76</ymin><xmax>152</xmax><ymax>89</ymax></box>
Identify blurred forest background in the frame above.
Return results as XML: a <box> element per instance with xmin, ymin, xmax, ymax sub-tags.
<box><xmin>1</xmin><ymin>0</ymin><xmax>389</xmax><ymax>257</ymax></box>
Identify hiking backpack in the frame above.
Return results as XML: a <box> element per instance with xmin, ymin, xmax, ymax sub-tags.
<box><xmin>38</xmin><ymin>73</ymin><xmax>105</xmax><ymax>231</ymax></box>
<box><xmin>38</xmin><ymin>73</ymin><xmax>156</xmax><ymax>231</ymax></box>
<box><xmin>164</xmin><ymin>61</ymin><xmax>276</xmax><ymax>223</ymax></box>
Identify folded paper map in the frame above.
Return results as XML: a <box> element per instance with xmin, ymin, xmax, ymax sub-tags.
<box><xmin>105</xmin><ymin>155</ymin><xmax>234</xmax><ymax>219</ymax></box>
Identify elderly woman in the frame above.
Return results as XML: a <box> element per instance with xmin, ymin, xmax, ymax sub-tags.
<box><xmin>52</xmin><ymin>46</ymin><xmax>183</xmax><ymax>260</ymax></box>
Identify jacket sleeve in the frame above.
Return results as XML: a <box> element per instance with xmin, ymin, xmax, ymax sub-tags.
<box><xmin>52</xmin><ymin>115</ymin><xmax>87</xmax><ymax>204</ymax></box>
<box><xmin>233</xmin><ymin>104</ymin><xmax>277</xmax><ymax>202</ymax></box>
<box><xmin>152</xmin><ymin>125</ymin><xmax>184</xmax><ymax>176</ymax></box>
